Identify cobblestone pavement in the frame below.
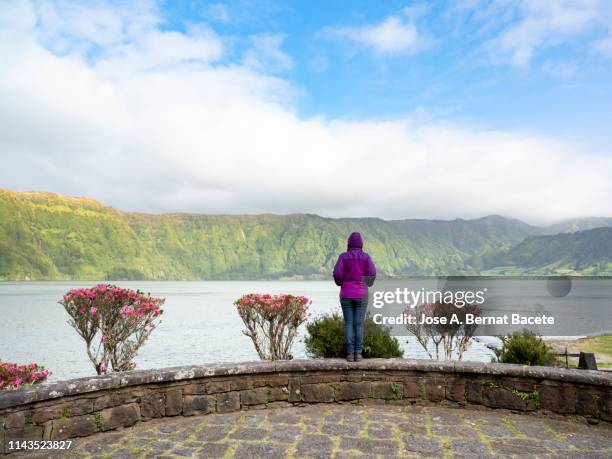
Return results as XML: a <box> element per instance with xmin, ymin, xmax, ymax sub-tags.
<box><xmin>17</xmin><ymin>404</ymin><xmax>612</xmax><ymax>458</ymax></box>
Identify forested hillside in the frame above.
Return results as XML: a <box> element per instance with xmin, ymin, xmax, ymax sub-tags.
<box><xmin>0</xmin><ymin>189</ymin><xmax>531</xmax><ymax>280</ymax></box>
<box><xmin>0</xmin><ymin>189</ymin><xmax>609</xmax><ymax>280</ymax></box>
<box><xmin>482</xmin><ymin>227</ymin><xmax>612</xmax><ymax>276</ymax></box>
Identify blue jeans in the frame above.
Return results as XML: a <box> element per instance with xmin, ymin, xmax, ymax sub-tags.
<box><xmin>340</xmin><ymin>298</ymin><xmax>367</xmax><ymax>355</ymax></box>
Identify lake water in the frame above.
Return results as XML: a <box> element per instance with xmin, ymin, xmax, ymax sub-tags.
<box><xmin>0</xmin><ymin>281</ymin><xmax>494</xmax><ymax>382</ymax></box>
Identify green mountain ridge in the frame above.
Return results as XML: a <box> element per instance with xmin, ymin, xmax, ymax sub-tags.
<box><xmin>482</xmin><ymin>227</ymin><xmax>612</xmax><ymax>276</ymax></box>
<box><xmin>543</xmin><ymin>217</ymin><xmax>612</xmax><ymax>234</ymax></box>
<box><xmin>0</xmin><ymin>188</ymin><xmax>610</xmax><ymax>280</ymax></box>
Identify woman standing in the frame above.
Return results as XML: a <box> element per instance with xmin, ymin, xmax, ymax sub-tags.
<box><xmin>333</xmin><ymin>232</ymin><xmax>376</xmax><ymax>362</ymax></box>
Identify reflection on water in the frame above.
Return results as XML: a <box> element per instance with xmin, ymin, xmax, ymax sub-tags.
<box><xmin>0</xmin><ymin>281</ymin><xmax>494</xmax><ymax>381</ymax></box>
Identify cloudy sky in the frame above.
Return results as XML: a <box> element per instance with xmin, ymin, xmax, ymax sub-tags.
<box><xmin>1</xmin><ymin>0</ymin><xmax>611</xmax><ymax>223</ymax></box>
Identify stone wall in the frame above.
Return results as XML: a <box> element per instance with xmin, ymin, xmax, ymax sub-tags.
<box><xmin>1</xmin><ymin>360</ymin><xmax>611</xmax><ymax>453</ymax></box>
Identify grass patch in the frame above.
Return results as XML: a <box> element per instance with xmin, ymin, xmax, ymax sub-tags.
<box><xmin>548</xmin><ymin>334</ymin><xmax>612</xmax><ymax>370</ymax></box>
<box><xmin>572</xmin><ymin>334</ymin><xmax>612</xmax><ymax>355</ymax></box>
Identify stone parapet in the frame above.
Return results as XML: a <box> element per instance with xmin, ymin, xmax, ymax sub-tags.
<box><xmin>1</xmin><ymin>359</ymin><xmax>610</xmax><ymax>454</ymax></box>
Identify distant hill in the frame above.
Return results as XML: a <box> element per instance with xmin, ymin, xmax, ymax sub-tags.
<box><xmin>544</xmin><ymin>217</ymin><xmax>612</xmax><ymax>234</ymax></box>
<box><xmin>482</xmin><ymin>227</ymin><xmax>612</xmax><ymax>276</ymax></box>
<box><xmin>0</xmin><ymin>188</ymin><xmax>610</xmax><ymax>280</ymax></box>
<box><xmin>387</xmin><ymin>215</ymin><xmax>539</xmax><ymax>271</ymax></box>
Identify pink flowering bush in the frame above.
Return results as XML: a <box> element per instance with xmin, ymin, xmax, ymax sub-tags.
<box><xmin>235</xmin><ymin>293</ymin><xmax>310</xmax><ymax>360</ymax></box>
<box><xmin>60</xmin><ymin>284</ymin><xmax>164</xmax><ymax>375</ymax></box>
<box><xmin>0</xmin><ymin>361</ymin><xmax>50</xmax><ymax>390</ymax></box>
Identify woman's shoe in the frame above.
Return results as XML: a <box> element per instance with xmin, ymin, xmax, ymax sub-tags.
<box><xmin>354</xmin><ymin>353</ymin><xmax>363</xmax><ymax>362</ymax></box>
<box><xmin>346</xmin><ymin>354</ymin><xmax>355</xmax><ymax>362</ymax></box>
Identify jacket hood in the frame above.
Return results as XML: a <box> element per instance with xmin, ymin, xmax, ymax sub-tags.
<box><xmin>347</xmin><ymin>232</ymin><xmax>363</xmax><ymax>249</ymax></box>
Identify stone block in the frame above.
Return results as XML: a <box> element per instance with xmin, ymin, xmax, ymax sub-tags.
<box><xmin>206</xmin><ymin>380</ymin><xmax>231</xmax><ymax>394</ymax></box>
<box><xmin>575</xmin><ymin>388</ymin><xmax>599</xmax><ymax>417</ymax></box>
<box><xmin>240</xmin><ymin>388</ymin><xmax>270</xmax><ymax>406</ymax></box>
<box><xmin>33</xmin><ymin>399</ymin><xmax>93</xmax><ymax>424</ymax></box>
<box><xmin>339</xmin><ymin>437</ymin><xmax>399</xmax><ymax>456</ymax></box>
<box><xmin>229</xmin><ymin>378</ymin><xmax>251</xmax><ymax>391</ymax></box>
<box><xmin>403</xmin><ymin>434</ymin><xmax>444</xmax><ymax>456</ymax></box>
<box><xmin>370</xmin><ymin>382</ymin><xmax>402</xmax><ymax>400</ymax></box>
<box><xmin>269</xmin><ymin>387</ymin><xmax>288</xmax><ymax>402</ymax></box>
<box><xmin>267</xmin><ymin>401</ymin><xmax>292</xmax><ymax>409</ymax></box>
<box><xmin>183</xmin><ymin>395</ymin><xmax>215</xmax><ymax>416</ymax></box>
<box><xmin>165</xmin><ymin>389</ymin><xmax>183</xmax><ymax>416</ymax></box>
<box><xmin>4</xmin><ymin>424</ymin><xmax>43</xmax><ymax>442</ymax></box>
<box><xmin>386</xmin><ymin>398</ymin><xmax>413</xmax><ymax>406</ymax></box>
<box><xmin>66</xmin><ymin>398</ymin><xmax>95</xmax><ymax>417</ymax></box>
<box><xmin>288</xmin><ymin>378</ymin><xmax>301</xmax><ymax>403</ymax></box>
<box><xmin>99</xmin><ymin>403</ymin><xmax>140</xmax><ymax>431</ymax></box>
<box><xmin>301</xmin><ymin>384</ymin><xmax>334</xmax><ymax>403</ymax></box>
<box><xmin>499</xmin><ymin>377</ymin><xmax>537</xmax><ymax>392</ymax></box>
<box><xmin>183</xmin><ymin>384</ymin><xmax>207</xmax><ymax>395</ymax></box>
<box><xmin>216</xmin><ymin>392</ymin><xmax>240</xmax><ymax>413</ymax></box>
<box><xmin>465</xmin><ymin>379</ymin><xmax>482</xmax><ymax>404</ymax></box>
<box><xmin>246</xmin><ymin>403</ymin><xmax>267</xmax><ymax>410</ymax></box>
<box><xmin>482</xmin><ymin>386</ymin><xmax>535</xmax><ymax>411</ymax></box>
<box><xmin>43</xmin><ymin>421</ymin><xmax>52</xmax><ymax>441</ymax></box>
<box><xmin>446</xmin><ymin>377</ymin><xmax>466</xmax><ymax>403</ymax></box>
<box><xmin>403</xmin><ymin>376</ymin><xmax>422</xmax><ymax>399</ymax></box>
<box><xmin>335</xmin><ymin>382</ymin><xmax>371</xmax><ymax>401</ymax></box>
<box><xmin>540</xmin><ymin>384</ymin><xmax>575</xmax><ymax>414</ymax></box>
<box><xmin>49</xmin><ymin>415</ymin><xmax>97</xmax><ymax>440</ymax></box>
<box><xmin>344</xmin><ymin>372</ymin><xmax>365</xmax><ymax>382</ymax></box>
<box><xmin>141</xmin><ymin>393</ymin><xmax>165</xmax><ymax>419</ymax></box>
<box><xmin>426</xmin><ymin>378</ymin><xmax>445</xmax><ymax>402</ymax></box>
<box><xmin>5</xmin><ymin>411</ymin><xmax>26</xmax><ymax>429</ymax></box>
<box><xmin>600</xmin><ymin>392</ymin><xmax>612</xmax><ymax>422</ymax></box>
<box><xmin>93</xmin><ymin>391</ymin><xmax>141</xmax><ymax>411</ymax></box>
<box><xmin>299</xmin><ymin>374</ymin><xmax>340</xmax><ymax>384</ymax></box>
<box><xmin>252</xmin><ymin>375</ymin><xmax>289</xmax><ymax>387</ymax></box>
<box><xmin>297</xmin><ymin>434</ymin><xmax>333</xmax><ymax>457</ymax></box>
<box><xmin>362</xmin><ymin>371</ymin><xmax>395</xmax><ymax>381</ymax></box>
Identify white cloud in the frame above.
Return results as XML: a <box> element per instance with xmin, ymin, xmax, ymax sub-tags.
<box><xmin>0</xmin><ymin>1</ymin><xmax>611</xmax><ymax>224</ymax></box>
<box><xmin>541</xmin><ymin>59</ymin><xmax>578</xmax><ymax>80</ymax></box>
<box><xmin>322</xmin><ymin>6</ymin><xmax>431</xmax><ymax>55</ymax></box>
<box><xmin>95</xmin><ymin>26</ymin><xmax>223</xmax><ymax>77</ymax></box>
<box><xmin>593</xmin><ymin>29</ymin><xmax>612</xmax><ymax>56</ymax></box>
<box><xmin>478</xmin><ymin>0</ymin><xmax>611</xmax><ymax>68</ymax></box>
<box><xmin>35</xmin><ymin>0</ymin><xmax>161</xmax><ymax>56</ymax></box>
<box><xmin>207</xmin><ymin>3</ymin><xmax>230</xmax><ymax>23</ymax></box>
<box><xmin>243</xmin><ymin>34</ymin><xmax>293</xmax><ymax>73</ymax></box>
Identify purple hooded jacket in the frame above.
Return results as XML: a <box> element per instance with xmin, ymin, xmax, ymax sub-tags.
<box><xmin>333</xmin><ymin>232</ymin><xmax>376</xmax><ymax>299</ymax></box>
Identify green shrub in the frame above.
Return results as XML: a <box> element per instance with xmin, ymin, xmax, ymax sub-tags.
<box><xmin>493</xmin><ymin>328</ymin><xmax>555</xmax><ymax>366</ymax></box>
<box><xmin>304</xmin><ymin>312</ymin><xmax>404</xmax><ymax>358</ymax></box>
